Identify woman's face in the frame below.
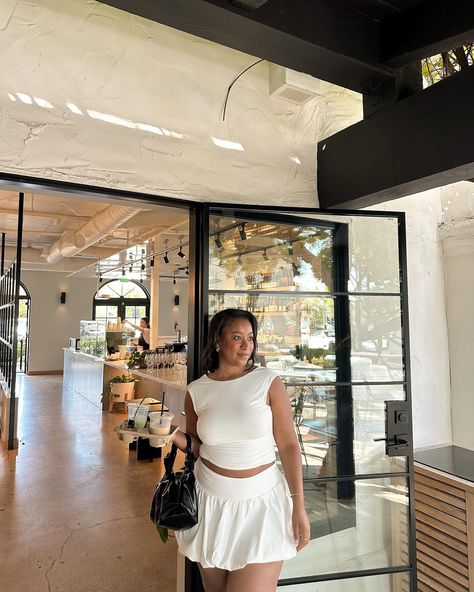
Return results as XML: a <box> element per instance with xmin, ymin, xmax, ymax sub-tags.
<box><xmin>139</xmin><ymin>319</ymin><xmax>147</xmax><ymax>329</ymax></box>
<box><xmin>216</xmin><ymin>318</ymin><xmax>254</xmax><ymax>367</ymax></box>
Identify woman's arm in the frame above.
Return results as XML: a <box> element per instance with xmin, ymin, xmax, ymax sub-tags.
<box><xmin>171</xmin><ymin>391</ymin><xmax>201</xmax><ymax>458</ymax></box>
<box><xmin>124</xmin><ymin>320</ymin><xmax>141</xmax><ymax>332</ymax></box>
<box><xmin>269</xmin><ymin>376</ymin><xmax>311</xmax><ymax>551</ymax></box>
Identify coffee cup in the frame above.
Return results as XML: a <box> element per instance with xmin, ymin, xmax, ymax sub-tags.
<box><xmin>149</xmin><ymin>411</ymin><xmax>174</xmax><ymax>435</ymax></box>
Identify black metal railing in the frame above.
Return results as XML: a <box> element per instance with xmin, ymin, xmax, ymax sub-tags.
<box><xmin>0</xmin><ymin>193</ymin><xmax>24</xmax><ymax>449</ymax></box>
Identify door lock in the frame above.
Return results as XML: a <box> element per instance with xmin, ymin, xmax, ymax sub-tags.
<box><xmin>374</xmin><ymin>401</ymin><xmax>411</xmax><ymax>457</ymax></box>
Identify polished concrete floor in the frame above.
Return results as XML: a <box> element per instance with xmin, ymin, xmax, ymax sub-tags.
<box><xmin>0</xmin><ymin>375</ymin><xmax>178</xmax><ymax>592</ymax></box>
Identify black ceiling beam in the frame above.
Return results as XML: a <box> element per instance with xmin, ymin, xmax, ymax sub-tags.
<box><xmin>100</xmin><ymin>0</ymin><xmax>395</xmax><ymax>94</ymax></box>
<box><xmin>317</xmin><ymin>65</ymin><xmax>474</xmax><ymax>209</ymax></box>
<box><xmin>382</xmin><ymin>0</ymin><xmax>474</xmax><ymax>67</ymax></box>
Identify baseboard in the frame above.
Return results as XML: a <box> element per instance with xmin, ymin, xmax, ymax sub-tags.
<box><xmin>26</xmin><ymin>370</ymin><xmax>63</xmax><ymax>376</ymax></box>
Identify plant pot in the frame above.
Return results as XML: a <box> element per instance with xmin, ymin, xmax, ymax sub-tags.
<box><xmin>110</xmin><ymin>382</ymin><xmax>135</xmax><ymax>402</ymax></box>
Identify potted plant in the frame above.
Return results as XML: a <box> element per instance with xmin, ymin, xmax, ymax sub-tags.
<box><xmin>109</xmin><ymin>374</ymin><xmax>136</xmax><ymax>402</ymax></box>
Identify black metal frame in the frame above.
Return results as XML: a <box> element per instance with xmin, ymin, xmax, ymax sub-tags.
<box><xmin>17</xmin><ymin>282</ymin><xmax>31</xmax><ymax>374</ymax></box>
<box><xmin>202</xmin><ymin>204</ymin><xmax>416</xmax><ymax>589</ymax></box>
<box><xmin>0</xmin><ymin>173</ymin><xmax>416</xmax><ymax>589</ymax></box>
<box><xmin>0</xmin><ymin>193</ymin><xmax>24</xmax><ymax>450</ymax></box>
<box><xmin>92</xmin><ymin>279</ymin><xmax>150</xmax><ymax>322</ymax></box>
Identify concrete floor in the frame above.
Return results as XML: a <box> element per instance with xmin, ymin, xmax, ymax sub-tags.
<box><xmin>0</xmin><ymin>375</ymin><xmax>178</xmax><ymax>592</ymax></box>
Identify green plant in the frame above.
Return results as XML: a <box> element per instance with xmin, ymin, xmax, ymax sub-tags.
<box><xmin>110</xmin><ymin>374</ymin><xmax>136</xmax><ymax>384</ymax></box>
<box><xmin>156</xmin><ymin>525</ymin><xmax>169</xmax><ymax>543</ymax></box>
<box><xmin>127</xmin><ymin>351</ymin><xmax>148</xmax><ymax>369</ymax></box>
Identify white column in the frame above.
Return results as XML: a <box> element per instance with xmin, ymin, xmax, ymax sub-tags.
<box><xmin>149</xmin><ymin>255</ymin><xmax>160</xmax><ymax>349</ymax></box>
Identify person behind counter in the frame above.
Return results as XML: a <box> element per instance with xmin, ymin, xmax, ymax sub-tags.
<box><xmin>171</xmin><ymin>308</ymin><xmax>310</xmax><ymax>592</ymax></box>
<box><xmin>124</xmin><ymin>317</ymin><xmax>150</xmax><ymax>350</ymax></box>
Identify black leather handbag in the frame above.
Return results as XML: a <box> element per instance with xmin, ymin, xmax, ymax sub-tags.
<box><xmin>150</xmin><ymin>433</ymin><xmax>198</xmax><ymax>531</ymax></box>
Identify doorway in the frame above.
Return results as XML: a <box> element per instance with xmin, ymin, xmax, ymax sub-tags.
<box><xmin>17</xmin><ymin>282</ymin><xmax>31</xmax><ymax>373</ymax></box>
<box><xmin>192</xmin><ymin>205</ymin><xmax>415</xmax><ymax>591</ymax></box>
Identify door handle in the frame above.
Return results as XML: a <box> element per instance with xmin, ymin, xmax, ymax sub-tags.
<box><xmin>374</xmin><ymin>401</ymin><xmax>411</xmax><ymax>457</ymax></box>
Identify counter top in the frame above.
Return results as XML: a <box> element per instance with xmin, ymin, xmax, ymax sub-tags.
<box><xmin>414</xmin><ymin>445</ymin><xmax>474</xmax><ymax>484</ymax></box>
<box><xmin>64</xmin><ymin>349</ymin><xmax>186</xmax><ymax>392</ymax></box>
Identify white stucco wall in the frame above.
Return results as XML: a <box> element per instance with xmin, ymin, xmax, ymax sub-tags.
<box><xmin>439</xmin><ymin>182</ymin><xmax>474</xmax><ymax>450</ymax></box>
<box><xmin>0</xmin><ymin>0</ymin><xmax>361</xmax><ymax>206</ymax></box>
<box><xmin>369</xmin><ymin>188</ymin><xmax>452</xmax><ymax>449</ymax></box>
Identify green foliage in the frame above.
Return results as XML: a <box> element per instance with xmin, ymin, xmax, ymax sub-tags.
<box><xmin>110</xmin><ymin>374</ymin><xmax>136</xmax><ymax>384</ymax></box>
<box><xmin>292</xmin><ymin>344</ymin><xmax>335</xmax><ymax>363</ymax></box>
<box><xmin>127</xmin><ymin>351</ymin><xmax>148</xmax><ymax>369</ymax></box>
<box><xmin>156</xmin><ymin>525</ymin><xmax>169</xmax><ymax>543</ymax></box>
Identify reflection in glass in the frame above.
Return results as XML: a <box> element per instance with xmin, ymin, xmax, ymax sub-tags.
<box><xmin>283</xmin><ymin>385</ymin><xmax>407</xmax><ymax>479</ymax></box>
<box><xmin>279</xmin><ymin>477</ymin><xmax>409</xmax><ymax>580</ymax></box>
<box><xmin>350</xmin><ymin>296</ymin><xmax>404</xmax><ymax>382</ymax></box>
<box><xmin>209</xmin><ymin>215</ymin><xmax>334</xmax><ymax>293</ymax></box>
<box><xmin>348</xmin><ymin>216</ymin><xmax>401</xmax><ymax>293</ymax></box>
<box><xmin>278</xmin><ymin>572</ymin><xmax>410</xmax><ymax>591</ymax></box>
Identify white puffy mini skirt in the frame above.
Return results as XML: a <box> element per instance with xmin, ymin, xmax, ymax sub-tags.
<box><xmin>175</xmin><ymin>458</ymin><xmax>297</xmax><ymax>571</ymax></box>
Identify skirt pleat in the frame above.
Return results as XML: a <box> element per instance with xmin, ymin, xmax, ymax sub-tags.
<box><xmin>175</xmin><ymin>459</ymin><xmax>297</xmax><ymax>571</ymax></box>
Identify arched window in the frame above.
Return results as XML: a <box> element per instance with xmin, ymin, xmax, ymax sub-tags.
<box><xmin>93</xmin><ymin>279</ymin><xmax>150</xmax><ymax>329</ymax></box>
<box><xmin>18</xmin><ymin>282</ymin><xmax>31</xmax><ymax>373</ymax></box>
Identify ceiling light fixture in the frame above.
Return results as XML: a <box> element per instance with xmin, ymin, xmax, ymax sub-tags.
<box><xmin>178</xmin><ymin>246</ymin><xmax>186</xmax><ymax>259</ymax></box>
<box><xmin>129</xmin><ymin>265</ymin><xmax>133</xmax><ymax>273</ymax></box>
<box><xmin>150</xmin><ymin>257</ymin><xmax>155</xmax><ymax>267</ymax></box>
<box><xmin>287</xmin><ymin>244</ymin><xmax>294</xmax><ymax>256</ymax></box>
<box><xmin>239</xmin><ymin>224</ymin><xmax>247</xmax><ymax>241</ymax></box>
<box><xmin>185</xmin><ymin>267</ymin><xmax>189</xmax><ymax>276</ymax></box>
<box><xmin>173</xmin><ymin>273</ymin><xmax>177</xmax><ymax>285</ymax></box>
<box><xmin>122</xmin><ymin>267</ymin><xmax>125</xmax><ymax>276</ymax></box>
<box><xmin>215</xmin><ymin>234</ymin><xmax>223</xmax><ymax>249</ymax></box>
<box><xmin>262</xmin><ymin>249</ymin><xmax>269</xmax><ymax>261</ymax></box>
<box><xmin>141</xmin><ymin>262</ymin><xmax>145</xmax><ymax>272</ymax></box>
<box><xmin>163</xmin><ymin>252</ymin><xmax>169</xmax><ymax>264</ymax></box>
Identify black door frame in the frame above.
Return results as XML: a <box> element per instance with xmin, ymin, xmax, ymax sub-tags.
<box><xmin>0</xmin><ymin>173</ymin><xmax>416</xmax><ymax>591</ymax></box>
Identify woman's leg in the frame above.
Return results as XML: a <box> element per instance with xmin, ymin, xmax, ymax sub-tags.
<box><xmin>225</xmin><ymin>561</ymin><xmax>283</xmax><ymax>592</ymax></box>
<box><xmin>198</xmin><ymin>564</ymin><xmax>229</xmax><ymax>592</ymax></box>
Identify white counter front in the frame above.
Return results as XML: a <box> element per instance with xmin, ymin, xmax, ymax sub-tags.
<box><xmin>63</xmin><ymin>349</ymin><xmax>187</xmax><ymax>429</ymax></box>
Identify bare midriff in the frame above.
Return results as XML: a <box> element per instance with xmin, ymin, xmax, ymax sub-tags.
<box><xmin>200</xmin><ymin>457</ymin><xmax>275</xmax><ymax>478</ymax></box>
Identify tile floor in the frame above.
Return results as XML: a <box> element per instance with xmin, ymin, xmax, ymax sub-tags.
<box><xmin>0</xmin><ymin>375</ymin><xmax>178</xmax><ymax>592</ymax></box>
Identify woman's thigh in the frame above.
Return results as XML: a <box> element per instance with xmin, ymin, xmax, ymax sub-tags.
<box><xmin>226</xmin><ymin>561</ymin><xmax>283</xmax><ymax>592</ymax></box>
<box><xmin>198</xmin><ymin>564</ymin><xmax>228</xmax><ymax>592</ymax></box>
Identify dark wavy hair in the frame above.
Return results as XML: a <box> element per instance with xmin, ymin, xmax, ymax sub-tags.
<box><xmin>202</xmin><ymin>308</ymin><xmax>258</xmax><ymax>374</ymax></box>
<box><xmin>140</xmin><ymin>317</ymin><xmax>150</xmax><ymax>328</ymax></box>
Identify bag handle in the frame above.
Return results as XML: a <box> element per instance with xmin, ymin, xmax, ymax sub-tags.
<box><xmin>164</xmin><ymin>432</ymin><xmax>195</xmax><ymax>473</ymax></box>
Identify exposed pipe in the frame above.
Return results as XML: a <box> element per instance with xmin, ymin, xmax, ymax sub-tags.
<box><xmin>45</xmin><ymin>205</ymin><xmax>141</xmax><ymax>264</ymax></box>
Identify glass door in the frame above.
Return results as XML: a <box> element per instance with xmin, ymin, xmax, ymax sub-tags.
<box><xmin>201</xmin><ymin>206</ymin><xmax>415</xmax><ymax>591</ymax></box>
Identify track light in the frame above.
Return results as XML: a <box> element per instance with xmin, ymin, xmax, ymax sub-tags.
<box><xmin>287</xmin><ymin>244</ymin><xmax>294</xmax><ymax>256</ymax></box>
<box><xmin>99</xmin><ymin>275</ymin><xmax>103</xmax><ymax>283</ymax></box>
<box><xmin>239</xmin><ymin>224</ymin><xmax>247</xmax><ymax>241</ymax></box>
<box><xmin>215</xmin><ymin>234</ymin><xmax>223</xmax><ymax>249</ymax></box>
<box><xmin>163</xmin><ymin>252</ymin><xmax>169</xmax><ymax>264</ymax></box>
<box><xmin>262</xmin><ymin>249</ymin><xmax>269</xmax><ymax>261</ymax></box>
<box><xmin>150</xmin><ymin>257</ymin><xmax>155</xmax><ymax>267</ymax></box>
<box><xmin>129</xmin><ymin>265</ymin><xmax>133</xmax><ymax>273</ymax></box>
<box><xmin>178</xmin><ymin>245</ymin><xmax>186</xmax><ymax>259</ymax></box>
<box><xmin>141</xmin><ymin>261</ymin><xmax>145</xmax><ymax>271</ymax></box>
<box><xmin>122</xmin><ymin>267</ymin><xmax>125</xmax><ymax>276</ymax></box>
<box><xmin>185</xmin><ymin>266</ymin><xmax>189</xmax><ymax>276</ymax></box>
<box><xmin>173</xmin><ymin>273</ymin><xmax>177</xmax><ymax>285</ymax></box>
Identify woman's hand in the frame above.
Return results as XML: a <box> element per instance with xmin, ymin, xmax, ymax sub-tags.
<box><xmin>292</xmin><ymin>502</ymin><xmax>311</xmax><ymax>552</ymax></box>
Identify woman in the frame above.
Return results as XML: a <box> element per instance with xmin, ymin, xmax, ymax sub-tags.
<box><xmin>172</xmin><ymin>308</ymin><xmax>310</xmax><ymax>592</ymax></box>
<box><xmin>125</xmin><ymin>317</ymin><xmax>150</xmax><ymax>350</ymax></box>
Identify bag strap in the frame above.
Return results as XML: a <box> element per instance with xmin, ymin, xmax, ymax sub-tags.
<box><xmin>165</xmin><ymin>432</ymin><xmax>194</xmax><ymax>473</ymax></box>
<box><xmin>184</xmin><ymin>432</ymin><xmax>196</xmax><ymax>469</ymax></box>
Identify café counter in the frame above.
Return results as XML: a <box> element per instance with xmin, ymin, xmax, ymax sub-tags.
<box><xmin>63</xmin><ymin>348</ymin><xmax>187</xmax><ymax>430</ymax></box>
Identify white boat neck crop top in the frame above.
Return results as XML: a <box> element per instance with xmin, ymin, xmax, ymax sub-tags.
<box><xmin>187</xmin><ymin>366</ymin><xmax>279</xmax><ymax>470</ymax></box>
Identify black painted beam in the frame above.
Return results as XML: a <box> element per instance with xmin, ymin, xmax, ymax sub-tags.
<box><xmin>382</xmin><ymin>0</ymin><xmax>474</xmax><ymax>67</ymax></box>
<box><xmin>100</xmin><ymin>0</ymin><xmax>395</xmax><ymax>93</ymax></box>
<box><xmin>317</xmin><ymin>65</ymin><xmax>474</xmax><ymax>209</ymax></box>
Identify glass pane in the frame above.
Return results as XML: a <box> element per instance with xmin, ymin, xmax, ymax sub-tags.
<box><xmin>125</xmin><ymin>305</ymin><xmax>146</xmax><ymax>331</ymax></box>
<box><xmin>95</xmin><ymin>305</ymin><xmax>118</xmax><ymax>323</ymax></box>
<box><xmin>350</xmin><ymin>296</ymin><xmax>404</xmax><ymax>382</ymax></box>
<box><xmin>278</xmin><ymin>572</ymin><xmax>410</xmax><ymax>591</ymax></box>
<box><xmin>348</xmin><ymin>216</ymin><xmax>401</xmax><ymax>293</ymax></box>
<box><xmin>281</xmin><ymin>384</ymin><xmax>406</xmax><ymax>479</ymax></box>
<box><xmin>279</xmin><ymin>476</ymin><xmax>410</xmax><ymax>580</ymax></box>
<box><xmin>209</xmin><ymin>292</ymin><xmax>337</xmax><ymax>382</ymax></box>
<box><xmin>96</xmin><ymin>279</ymin><xmax>147</xmax><ymax>299</ymax></box>
<box><xmin>209</xmin><ymin>214</ymin><xmax>334</xmax><ymax>292</ymax></box>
